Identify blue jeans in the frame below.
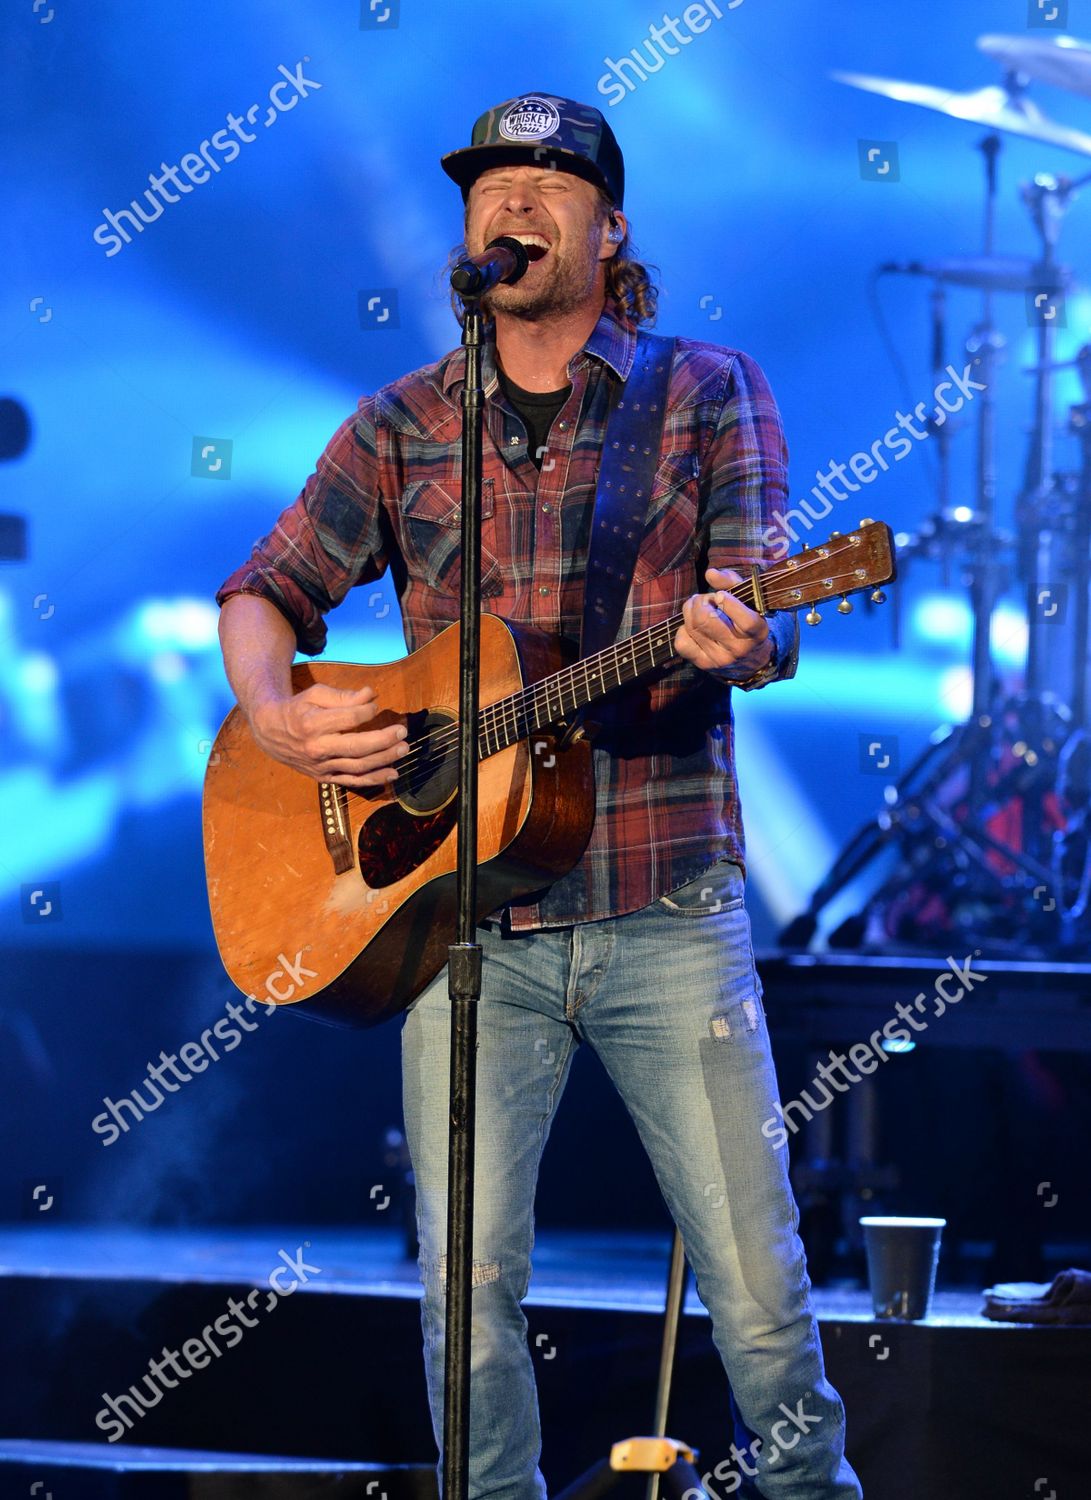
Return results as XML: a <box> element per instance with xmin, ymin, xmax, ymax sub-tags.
<box><xmin>401</xmin><ymin>859</ymin><xmax>862</xmax><ymax>1500</ymax></box>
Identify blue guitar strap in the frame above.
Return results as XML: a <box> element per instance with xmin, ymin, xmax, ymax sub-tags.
<box><xmin>579</xmin><ymin>329</ymin><xmax>678</xmax><ymax>660</ymax></box>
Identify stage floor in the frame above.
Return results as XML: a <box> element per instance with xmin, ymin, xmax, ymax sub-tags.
<box><xmin>0</xmin><ymin>1224</ymin><xmax>990</xmax><ymax>1324</ymax></box>
<box><xmin>2</xmin><ymin>1225</ymin><xmax>1087</xmax><ymax>1498</ymax></box>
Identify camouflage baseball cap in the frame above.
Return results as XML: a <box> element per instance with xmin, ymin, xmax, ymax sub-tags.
<box><xmin>441</xmin><ymin>92</ymin><xmax>625</xmax><ymax>207</ymax></box>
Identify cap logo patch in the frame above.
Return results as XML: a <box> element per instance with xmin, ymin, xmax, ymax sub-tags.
<box><xmin>498</xmin><ymin>96</ymin><xmax>561</xmax><ymax>142</ymax></box>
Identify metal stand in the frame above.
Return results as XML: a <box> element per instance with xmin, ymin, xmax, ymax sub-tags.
<box><xmin>554</xmin><ymin>1229</ymin><xmax>706</xmax><ymax>1500</ymax></box>
<box><xmin>967</xmin><ymin>134</ymin><xmax>1003</xmax><ymax>774</ymax></box>
<box><xmin>442</xmin><ymin>297</ymin><xmax>488</xmax><ymax>1500</ymax></box>
<box><xmin>792</xmin><ymin>1075</ymin><xmax>899</xmax><ymax>1284</ymax></box>
<box><xmin>781</xmin><ymin>147</ymin><xmax>1091</xmax><ymax>957</ymax></box>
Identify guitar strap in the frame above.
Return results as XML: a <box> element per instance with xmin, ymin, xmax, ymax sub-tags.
<box><xmin>579</xmin><ymin>330</ymin><xmax>678</xmax><ymax>662</ymax></box>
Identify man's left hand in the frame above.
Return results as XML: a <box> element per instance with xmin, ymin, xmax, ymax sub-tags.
<box><xmin>674</xmin><ymin>566</ymin><xmax>773</xmax><ymax>678</ymax></box>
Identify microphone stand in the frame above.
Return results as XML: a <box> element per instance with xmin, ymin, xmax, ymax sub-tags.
<box><xmin>443</xmin><ymin>287</ymin><xmax>487</xmax><ymax>1500</ymax></box>
<box><xmin>441</xmin><ymin>236</ymin><xmax>527</xmax><ymax>1500</ymax></box>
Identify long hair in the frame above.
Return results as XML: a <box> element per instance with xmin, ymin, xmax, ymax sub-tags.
<box><xmin>595</xmin><ymin>189</ymin><xmax>659</xmax><ymax>327</ymax></box>
<box><xmin>441</xmin><ymin>187</ymin><xmax>660</xmax><ymax>328</ymax></box>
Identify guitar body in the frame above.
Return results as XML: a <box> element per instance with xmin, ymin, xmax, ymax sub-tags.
<box><xmin>203</xmin><ymin>614</ymin><xmax>595</xmax><ymax>1028</ymax></box>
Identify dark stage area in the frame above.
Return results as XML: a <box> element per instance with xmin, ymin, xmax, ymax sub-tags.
<box><xmin>2</xmin><ymin>1227</ymin><xmax>1089</xmax><ymax>1499</ymax></box>
<box><xmin>6</xmin><ymin>945</ymin><xmax>1091</xmax><ymax>1274</ymax></box>
<box><xmin>4</xmin><ymin>947</ymin><xmax>1091</xmax><ymax>1495</ymax></box>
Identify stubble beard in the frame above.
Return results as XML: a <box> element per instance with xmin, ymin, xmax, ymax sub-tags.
<box><xmin>477</xmin><ymin>230</ymin><xmax>603</xmax><ymax>322</ymax></box>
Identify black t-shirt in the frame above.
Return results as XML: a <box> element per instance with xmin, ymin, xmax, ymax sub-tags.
<box><xmin>496</xmin><ymin>366</ymin><xmax>572</xmax><ymax>470</ymax></box>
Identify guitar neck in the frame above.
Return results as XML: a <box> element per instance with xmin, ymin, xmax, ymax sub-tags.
<box><xmin>479</xmin><ymin>612</ymin><xmax>687</xmax><ymax>757</ymax></box>
<box><xmin>475</xmin><ymin>521</ymin><xmax>895</xmax><ymax>758</ymax></box>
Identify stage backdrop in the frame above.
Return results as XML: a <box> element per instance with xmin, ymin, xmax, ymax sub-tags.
<box><xmin>8</xmin><ymin>0</ymin><xmax>1091</xmax><ymax>947</ymax></box>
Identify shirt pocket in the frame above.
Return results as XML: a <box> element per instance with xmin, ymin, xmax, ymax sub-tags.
<box><xmin>632</xmin><ymin>451</ymin><xmax>700</xmax><ymax>585</ymax></box>
<box><xmin>398</xmin><ymin>477</ymin><xmax>503</xmax><ymax>596</ymax></box>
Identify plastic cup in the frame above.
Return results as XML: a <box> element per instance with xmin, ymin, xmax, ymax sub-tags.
<box><xmin>859</xmin><ymin>1216</ymin><xmax>946</xmax><ymax>1320</ymax></box>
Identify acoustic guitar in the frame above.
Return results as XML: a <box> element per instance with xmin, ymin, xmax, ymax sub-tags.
<box><xmin>203</xmin><ymin>521</ymin><xmax>895</xmax><ymax>1026</ymax></box>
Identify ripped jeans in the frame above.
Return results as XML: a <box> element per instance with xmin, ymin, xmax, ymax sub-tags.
<box><xmin>400</xmin><ymin>859</ymin><xmax>862</xmax><ymax>1500</ymax></box>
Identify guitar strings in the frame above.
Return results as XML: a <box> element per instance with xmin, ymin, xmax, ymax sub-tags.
<box><xmin>383</xmin><ymin>536</ymin><xmax>869</xmax><ymax>795</ymax></box>
<box><xmin>391</xmin><ymin>602</ymin><xmax>698</xmax><ymax>785</ymax></box>
<box><xmin>382</xmin><ymin>573</ymin><xmax>769</xmax><ymax>795</ymax></box>
<box><xmin>383</xmin><ymin>573</ymin><xmax>777</xmax><ymax>793</ymax></box>
<box><xmin>389</xmin><ymin>616</ymin><xmax>685</xmax><ymax>796</ymax></box>
<box><xmin>362</xmin><ymin>534</ymin><xmax>877</xmax><ymax>797</ymax></box>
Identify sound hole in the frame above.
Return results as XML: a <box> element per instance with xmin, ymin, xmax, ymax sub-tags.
<box><xmin>397</xmin><ymin>708</ymin><xmax>458</xmax><ymax>815</ymax></box>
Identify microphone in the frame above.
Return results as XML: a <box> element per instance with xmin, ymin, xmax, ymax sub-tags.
<box><xmin>450</xmin><ymin>236</ymin><xmax>530</xmax><ymax>297</ymax></box>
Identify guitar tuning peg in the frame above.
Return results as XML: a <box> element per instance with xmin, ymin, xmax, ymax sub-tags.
<box><xmin>805</xmin><ymin>607</ymin><xmax>822</xmax><ymax>627</ymax></box>
<box><xmin>859</xmin><ymin>517</ymin><xmax>875</xmax><ymax>527</ymax></box>
<box><xmin>837</xmin><ymin>596</ymin><xmax>853</xmax><ymax>614</ymax></box>
<box><xmin>870</xmin><ymin>588</ymin><xmax>886</xmax><ymax>605</ymax></box>
<box><xmin>829</xmin><ymin>531</ymin><xmax>842</xmax><ymax>539</ymax></box>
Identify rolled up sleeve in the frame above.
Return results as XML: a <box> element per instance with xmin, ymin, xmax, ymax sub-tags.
<box><xmin>215</xmin><ymin>401</ymin><xmax>390</xmax><ymax>657</ymax></box>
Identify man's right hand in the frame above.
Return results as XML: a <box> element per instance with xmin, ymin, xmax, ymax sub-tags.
<box><xmin>249</xmin><ymin>683</ymin><xmax>409</xmax><ymax>789</ymax></box>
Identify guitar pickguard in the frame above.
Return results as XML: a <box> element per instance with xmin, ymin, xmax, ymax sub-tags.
<box><xmin>357</xmin><ymin>799</ymin><xmax>458</xmax><ymax>889</ymax></box>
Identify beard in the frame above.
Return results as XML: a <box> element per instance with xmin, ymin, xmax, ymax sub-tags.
<box><xmin>474</xmin><ymin>230</ymin><xmax>602</xmax><ymax>321</ymax></box>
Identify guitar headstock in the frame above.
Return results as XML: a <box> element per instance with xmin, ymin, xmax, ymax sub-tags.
<box><xmin>758</xmin><ymin>520</ymin><xmax>896</xmax><ymax>622</ymax></box>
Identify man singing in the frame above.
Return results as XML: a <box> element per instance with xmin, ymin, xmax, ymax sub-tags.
<box><xmin>216</xmin><ymin>92</ymin><xmax>861</xmax><ymax>1500</ymax></box>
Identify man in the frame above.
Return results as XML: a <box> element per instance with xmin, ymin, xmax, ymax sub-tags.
<box><xmin>216</xmin><ymin>93</ymin><xmax>861</xmax><ymax>1500</ymax></box>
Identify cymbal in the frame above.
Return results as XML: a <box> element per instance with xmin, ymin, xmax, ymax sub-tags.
<box><xmin>978</xmin><ymin>33</ymin><xmax>1091</xmax><ymax>101</ymax></box>
<box><xmin>885</xmin><ymin>254</ymin><xmax>1075</xmax><ymax>294</ymax></box>
<box><xmin>832</xmin><ymin>70</ymin><xmax>1091</xmax><ymax>158</ymax></box>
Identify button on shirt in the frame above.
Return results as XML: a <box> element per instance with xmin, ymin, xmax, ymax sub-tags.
<box><xmin>495</xmin><ymin>366</ymin><xmax>571</xmax><ymax>471</ymax></box>
<box><xmin>216</xmin><ymin>299</ymin><xmax>799</xmax><ymax>929</ymax></box>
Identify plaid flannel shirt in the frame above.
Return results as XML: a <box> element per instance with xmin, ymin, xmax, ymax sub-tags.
<box><xmin>217</xmin><ymin>299</ymin><xmax>798</xmax><ymax>928</ymax></box>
